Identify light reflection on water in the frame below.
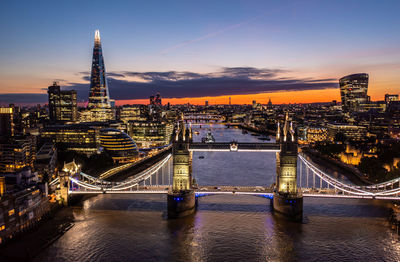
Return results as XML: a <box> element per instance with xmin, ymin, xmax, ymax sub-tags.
<box><xmin>34</xmin><ymin>124</ymin><xmax>400</xmax><ymax>262</ymax></box>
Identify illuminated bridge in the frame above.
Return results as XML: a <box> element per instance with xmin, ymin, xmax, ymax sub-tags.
<box><xmin>183</xmin><ymin>114</ymin><xmax>225</xmax><ymax>124</ymax></box>
<box><xmin>53</xmin><ymin>152</ymin><xmax>400</xmax><ymax>201</ymax></box>
<box><xmin>51</xmin><ymin>114</ymin><xmax>400</xmax><ymax>221</ymax></box>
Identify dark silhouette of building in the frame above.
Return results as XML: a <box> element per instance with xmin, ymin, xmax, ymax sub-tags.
<box><xmin>0</xmin><ymin>107</ymin><xmax>14</xmax><ymax>137</ymax></box>
<box><xmin>267</xmin><ymin>98</ymin><xmax>273</xmax><ymax>110</ymax></box>
<box><xmin>150</xmin><ymin>93</ymin><xmax>162</xmax><ymax>106</ymax></box>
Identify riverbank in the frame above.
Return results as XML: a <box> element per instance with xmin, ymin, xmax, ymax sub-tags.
<box><xmin>236</xmin><ymin>123</ymin><xmax>276</xmax><ymax>136</ymax></box>
<box><xmin>0</xmin><ymin>205</ymin><xmax>74</xmax><ymax>262</ymax></box>
<box><xmin>301</xmin><ymin>147</ymin><xmax>371</xmax><ymax>186</ymax></box>
<box><xmin>389</xmin><ymin>204</ymin><xmax>400</xmax><ymax>234</ymax></box>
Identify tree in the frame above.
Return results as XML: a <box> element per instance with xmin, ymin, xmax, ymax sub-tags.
<box><xmin>358</xmin><ymin>157</ymin><xmax>387</xmax><ymax>183</ymax></box>
<box><xmin>334</xmin><ymin>132</ymin><xmax>347</xmax><ymax>144</ymax></box>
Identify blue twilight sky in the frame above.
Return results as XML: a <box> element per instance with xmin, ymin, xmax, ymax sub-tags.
<box><xmin>0</xmin><ymin>0</ymin><xmax>399</xmax><ymax>104</ymax></box>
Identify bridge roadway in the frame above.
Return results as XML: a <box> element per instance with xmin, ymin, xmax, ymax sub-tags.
<box><xmin>68</xmin><ymin>185</ymin><xmax>400</xmax><ymax>200</ymax></box>
<box><xmin>189</xmin><ymin>142</ymin><xmax>280</xmax><ymax>152</ymax></box>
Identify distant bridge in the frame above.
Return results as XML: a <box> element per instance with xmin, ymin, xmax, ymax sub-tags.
<box><xmin>189</xmin><ymin>142</ymin><xmax>280</xmax><ymax>152</ymax></box>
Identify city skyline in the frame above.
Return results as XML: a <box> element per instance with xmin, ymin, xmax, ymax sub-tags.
<box><xmin>1</xmin><ymin>0</ymin><xmax>400</xmax><ymax>105</ymax></box>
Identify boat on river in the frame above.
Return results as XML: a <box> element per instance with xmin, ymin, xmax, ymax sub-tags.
<box><xmin>201</xmin><ymin>131</ymin><xmax>215</xmax><ymax>143</ymax></box>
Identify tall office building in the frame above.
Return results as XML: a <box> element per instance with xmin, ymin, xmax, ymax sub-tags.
<box><xmin>87</xmin><ymin>30</ymin><xmax>112</xmax><ymax>121</ymax></box>
<box><xmin>339</xmin><ymin>73</ymin><xmax>369</xmax><ymax>113</ymax></box>
<box><xmin>48</xmin><ymin>82</ymin><xmax>77</xmax><ymax>123</ymax></box>
<box><xmin>149</xmin><ymin>93</ymin><xmax>162</xmax><ymax>106</ymax></box>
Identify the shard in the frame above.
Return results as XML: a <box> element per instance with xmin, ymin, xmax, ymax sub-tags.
<box><xmin>87</xmin><ymin>30</ymin><xmax>112</xmax><ymax>121</ymax></box>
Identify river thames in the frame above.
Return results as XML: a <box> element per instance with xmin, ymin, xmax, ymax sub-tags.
<box><xmin>34</xmin><ymin>124</ymin><xmax>400</xmax><ymax>262</ymax></box>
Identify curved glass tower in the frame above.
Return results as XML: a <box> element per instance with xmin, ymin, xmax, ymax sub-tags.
<box><xmin>87</xmin><ymin>30</ymin><xmax>112</xmax><ymax>121</ymax></box>
<box><xmin>339</xmin><ymin>73</ymin><xmax>369</xmax><ymax>113</ymax></box>
<box><xmin>99</xmin><ymin>128</ymin><xmax>139</xmax><ymax>163</ymax></box>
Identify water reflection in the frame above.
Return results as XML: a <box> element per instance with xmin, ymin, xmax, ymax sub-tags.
<box><xmin>32</xmin><ymin>124</ymin><xmax>400</xmax><ymax>262</ymax></box>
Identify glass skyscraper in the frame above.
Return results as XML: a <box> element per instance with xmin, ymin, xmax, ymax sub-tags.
<box><xmin>87</xmin><ymin>30</ymin><xmax>113</xmax><ymax>121</ymax></box>
<box><xmin>339</xmin><ymin>73</ymin><xmax>369</xmax><ymax>113</ymax></box>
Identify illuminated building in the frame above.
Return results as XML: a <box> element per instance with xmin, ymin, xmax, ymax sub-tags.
<box><xmin>0</xmin><ymin>184</ymin><xmax>50</xmax><ymax>244</ymax></box>
<box><xmin>0</xmin><ymin>136</ymin><xmax>36</xmax><ymax>173</ymax></box>
<box><xmin>385</xmin><ymin>94</ymin><xmax>399</xmax><ymax>105</ymax></box>
<box><xmin>0</xmin><ymin>107</ymin><xmax>14</xmax><ymax>137</ymax></box>
<box><xmin>48</xmin><ymin>81</ymin><xmax>77</xmax><ymax>123</ymax></box>
<box><xmin>40</xmin><ymin>124</ymin><xmax>100</xmax><ymax>155</ymax></box>
<box><xmin>359</xmin><ymin>101</ymin><xmax>386</xmax><ymax>113</ymax></box>
<box><xmin>128</xmin><ymin>121</ymin><xmax>174</xmax><ymax>148</ymax></box>
<box><xmin>78</xmin><ymin>109</ymin><xmax>94</xmax><ymax>123</ymax></box>
<box><xmin>205</xmin><ymin>101</ymin><xmax>209</xmax><ymax>107</ymax></box>
<box><xmin>99</xmin><ymin>129</ymin><xmax>139</xmax><ymax>163</ymax></box>
<box><xmin>87</xmin><ymin>30</ymin><xmax>113</xmax><ymax>122</ymax></box>
<box><xmin>119</xmin><ymin>106</ymin><xmax>144</xmax><ymax>123</ymax></box>
<box><xmin>0</xmin><ymin>177</ymin><xmax>5</xmax><ymax>197</ymax></box>
<box><xmin>339</xmin><ymin>73</ymin><xmax>369</xmax><ymax>113</ymax></box>
<box><xmin>298</xmin><ymin>126</ymin><xmax>328</xmax><ymax>143</ymax></box>
<box><xmin>327</xmin><ymin>123</ymin><xmax>367</xmax><ymax>141</ymax></box>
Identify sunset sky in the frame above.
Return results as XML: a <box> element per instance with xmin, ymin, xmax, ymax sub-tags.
<box><xmin>0</xmin><ymin>0</ymin><xmax>399</xmax><ymax>105</ymax></box>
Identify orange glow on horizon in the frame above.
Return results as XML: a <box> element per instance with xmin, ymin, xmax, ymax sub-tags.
<box><xmin>116</xmin><ymin>88</ymin><xmax>341</xmax><ymax>105</ymax></box>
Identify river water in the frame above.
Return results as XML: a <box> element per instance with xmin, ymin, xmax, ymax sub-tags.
<box><xmin>34</xmin><ymin>124</ymin><xmax>400</xmax><ymax>262</ymax></box>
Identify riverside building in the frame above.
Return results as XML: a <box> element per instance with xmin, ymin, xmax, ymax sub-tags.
<box><xmin>0</xmin><ymin>136</ymin><xmax>36</xmax><ymax>173</ymax></box>
<box><xmin>99</xmin><ymin>128</ymin><xmax>139</xmax><ymax>163</ymax></box>
<box><xmin>40</xmin><ymin>124</ymin><xmax>101</xmax><ymax>156</ymax></box>
<box><xmin>128</xmin><ymin>121</ymin><xmax>174</xmax><ymax>148</ymax></box>
<box><xmin>327</xmin><ymin>123</ymin><xmax>367</xmax><ymax>141</ymax></box>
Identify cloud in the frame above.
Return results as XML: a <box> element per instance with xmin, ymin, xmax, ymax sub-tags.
<box><xmin>0</xmin><ymin>93</ymin><xmax>47</xmax><ymax>105</ymax></box>
<box><xmin>106</xmin><ymin>72</ymin><xmax>125</xmax><ymax>78</ymax></box>
<box><xmin>67</xmin><ymin>67</ymin><xmax>338</xmax><ymax>101</ymax></box>
<box><xmin>0</xmin><ymin>67</ymin><xmax>338</xmax><ymax>104</ymax></box>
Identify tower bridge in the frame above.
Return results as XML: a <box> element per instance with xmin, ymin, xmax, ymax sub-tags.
<box><xmin>55</xmin><ymin>114</ymin><xmax>400</xmax><ymax>221</ymax></box>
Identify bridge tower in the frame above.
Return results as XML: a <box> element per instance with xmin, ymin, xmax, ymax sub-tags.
<box><xmin>167</xmin><ymin>121</ymin><xmax>197</xmax><ymax>218</ymax></box>
<box><xmin>58</xmin><ymin>160</ymin><xmax>80</xmax><ymax>206</ymax></box>
<box><xmin>273</xmin><ymin>112</ymin><xmax>303</xmax><ymax>220</ymax></box>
